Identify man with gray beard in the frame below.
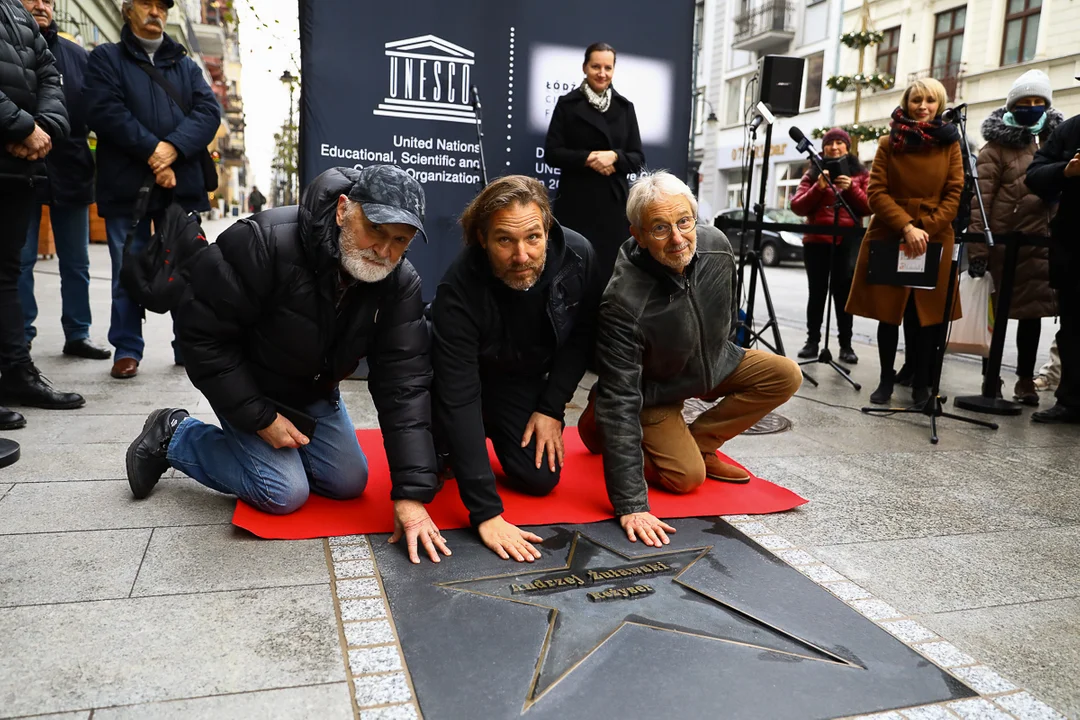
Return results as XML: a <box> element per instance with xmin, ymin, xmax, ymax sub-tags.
<box><xmin>431</xmin><ymin>176</ymin><xmax>601</xmax><ymax>563</ymax></box>
<box><xmin>124</xmin><ymin>166</ymin><xmax>453</xmax><ymax>565</ymax></box>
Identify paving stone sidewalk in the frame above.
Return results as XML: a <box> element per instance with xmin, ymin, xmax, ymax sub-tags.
<box><xmin>0</xmin><ymin>218</ymin><xmax>1075</xmax><ymax>719</ymax></box>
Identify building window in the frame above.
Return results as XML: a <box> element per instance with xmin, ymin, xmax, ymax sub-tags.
<box><xmin>725</xmin><ymin>79</ymin><xmax>742</xmax><ymax>126</ymax></box>
<box><xmin>1001</xmin><ymin>0</ymin><xmax>1041</xmax><ymax>66</ymax></box>
<box><xmin>743</xmin><ymin>77</ymin><xmax>756</xmax><ymax>120</ymax></box>
<box><xmin>803</xmin><ymin>51</ymin><xmax>824</xmax><ymax>110</ymax></box>
<box><xmin>876</xmin><ymin>26</ymin><xmax>900</xmax><ymax>78</ymax></box>
<box><xmin>694</xmin><ymin>86</ymin><xmax>707</xmax><ymax>136</ymax></box>
<box><xmin>932</xmin><ymin>6</ymin><xmax>966</xmax><ymax>100</ymax></box>
<box><xmin>774</xmin><ymin>163</ymin><xmax>806</xmax><ymax>210</ymax></box>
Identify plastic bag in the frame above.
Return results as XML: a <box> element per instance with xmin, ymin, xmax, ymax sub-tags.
<box><xmin>946</xmin><ymin>273</ymin><xmax>995</xmax><ymax>356</ymax></box>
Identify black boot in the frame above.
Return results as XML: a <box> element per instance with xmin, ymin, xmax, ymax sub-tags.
<box><xmin>0</xmin><ymin>364</ymin><xmax>85</xmax><ymax>409</ymax></box>
<box><xmin>870</xmin><ymin>371</ymin><xmax>895</xmax><ymax>404</ymax></box>
<box><xmin>839</xmin><ymin>346</ymin><xmax>859</xmax><ymax>364</ymax></box>
<box><xmin>895</xmin><ymin>363</ymin><xmax>913</xmax><ymax>387</ymax></box>
<box><xmin>127</xmin><ymin>408</ymin><xmax>189</xmax><ymax>499</ymax></box>
<box><xmin>911</xmin><ymin>385</ymin><xmax>931</xmax><ymax>408</ymax></box>
<box><xmin>0</xmin><ymin>406</ymin><xmax>25</xmax><ymax>430</ymax></box>
<box><xmin>798</xmin><ymin>340</ymin><xmax>819</xmax><ymax>359</ymax></box>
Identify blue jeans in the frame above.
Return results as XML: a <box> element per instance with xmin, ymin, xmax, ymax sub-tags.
<box><xmin>20</xmin><ymin>205</ymin><xmax>93</xmax><ymax>343</ymax></box>
<box><xmin>167</xmin><ymin>396</ymin><xmax>369</xmax><ymax>514</ymax></box>
<box><xmin>106</xmin><ymin>215</ymin><xmax>183</xmax><ymax>363</ymax></box>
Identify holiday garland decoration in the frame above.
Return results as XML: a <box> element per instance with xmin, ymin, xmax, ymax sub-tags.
<box><xmin>811</xmin><ymin>124</ymin><xmax>890</xmax><ymax>143</ymax></box>
<box><xmin>826</xmin><ymin>72</ymin><xmax>895</xmax><ymax>92</ymax></box>
<box><xmin>840</xmin><ymin>30</ymin><xmax>885</xmax><ymax>49</ymax></box>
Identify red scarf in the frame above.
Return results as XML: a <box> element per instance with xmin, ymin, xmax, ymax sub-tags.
<box><xmin>888</xmin><ymin>106</ymin><xmax>959</xmax><ymax>152</ymax></box>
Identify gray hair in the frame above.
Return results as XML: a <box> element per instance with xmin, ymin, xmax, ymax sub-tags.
<box><xmin>626</xmin><ymin>171</ymin><xmax>698</xmax><ymax>228</ymax></box>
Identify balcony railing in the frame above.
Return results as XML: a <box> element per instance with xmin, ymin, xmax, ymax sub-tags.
<box><xmin>909</xmin><ymin>61</ymin><xmax>964</xmax><ymax>102</ymax></box>
<box><xmin>733</xmin><ymin>1</ymin><xmax>795</xmax><ymax>52</ymax></box>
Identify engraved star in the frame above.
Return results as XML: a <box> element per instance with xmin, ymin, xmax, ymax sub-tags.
<box><xmin>438</xmin><ymin>533</ymin><xmax>857</xmax><ymax>712</ymax></box>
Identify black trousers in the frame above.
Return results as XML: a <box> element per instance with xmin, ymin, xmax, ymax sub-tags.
<box><xmin>803</xmin><ymin>242</ymin><xmax>853</xmax><ymax>347</ymax></box>
<box><xmin>981</xmin><ymin>317</ymin><xmax>1041</xmax><ymax>379</ymax></box>
<box><xmin>0</xmin><ymin>185</ymin><xmax>34</xmax><ymax>369</ymax></box>
<box><xmin>1056</xmin><ymin>286</ymin><xmax>1080</xmax><ymax>409</ymax></box>
<box><xmin>878</xmin><ymin>297</ymin><xmax>940</xmax><ymax>389</ymax></box>
<box><xmin>481</xmin><ymin>377</ymin><xmax>561</xmax><ymax>495</ymax></box>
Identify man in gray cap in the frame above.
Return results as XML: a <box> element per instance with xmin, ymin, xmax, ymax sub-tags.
<box><xmin>124</xmin><ymin>165</ymin><xmax>452</xmax><ymax>563</ymax></box>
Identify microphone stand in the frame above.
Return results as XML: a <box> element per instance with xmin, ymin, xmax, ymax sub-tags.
<box><xmin>470</xmin><ymin>86</ymin><xmax>489</xmax><ymax>189</ymax></box>
<box><xmin>861</xmin><ymin>106</ymin><xmax>999</xmax><ymax>444</ymax></box>
<box><xmin>795</xmin><ymin>149</ymin><xmax>862</xmax><ymax>391</ymax></box>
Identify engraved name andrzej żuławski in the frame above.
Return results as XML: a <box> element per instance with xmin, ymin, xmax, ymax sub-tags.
<box><xmin>374</xmin><ymin>34</ymin><xmax>477</xmax><ymax>125</ymax></box>
<box><xmin>439</xmin><ymin>534</ymin><xmax>853</xmax><ymax>709</ymax></box>
<box><xmin>509</xmin><ymin>561</ymin><xmax>671</xmax><ymax>594</ymax></box>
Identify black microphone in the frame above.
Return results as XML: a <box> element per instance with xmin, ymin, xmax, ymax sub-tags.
<box><xmin>749</xmin><ymin>114</ymin><xmax>764</xmax><ymax>132</ymax></box>
<box><xmin>941</xmin><ymin>103</ymin><xmax>967</xmax><ymax>123</ymax></box>
<box><xmin>788</xmin><ymin>126</ymin><xmax>821</xmax><ymax>162</ymax></box>
<box><xmin>471</xmin><ymin>85</ymin><xmax>482</xmax><ymax>111</ymax></box>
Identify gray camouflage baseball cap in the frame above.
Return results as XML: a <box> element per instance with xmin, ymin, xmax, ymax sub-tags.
<box><xmin>347</xmin><ymin>165</ymin><xmax>428</xmax><ymax>243</ymax></box>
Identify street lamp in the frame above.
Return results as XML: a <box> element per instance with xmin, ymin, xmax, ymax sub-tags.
<box><xmin>280</xmin><ymin>70</ymin><xmax>297</xmax><ymax>204</ymax></box>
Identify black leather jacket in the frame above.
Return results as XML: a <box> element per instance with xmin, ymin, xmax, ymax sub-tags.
<box><xmin>594</xmin><ymin>225</ymin><xmax>746</xmax><ymax>516</ymax></box>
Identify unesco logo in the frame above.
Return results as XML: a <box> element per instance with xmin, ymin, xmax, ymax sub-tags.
<box><xmin>373</xmin><ymin>34</ymin><xmax>478</xmax><ymax>125</ymax></box>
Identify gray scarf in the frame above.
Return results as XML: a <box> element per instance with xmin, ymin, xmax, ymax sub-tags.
<box><xmin>580</xmin><ymin>80</ymin><xmax>612</xmax><ymax>113</ymax></box>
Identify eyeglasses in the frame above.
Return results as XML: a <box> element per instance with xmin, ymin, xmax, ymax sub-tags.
<box><xmin>648</xmin><ymin>216</ymin><xmax>696</xmax><ymax>241</ymax></box>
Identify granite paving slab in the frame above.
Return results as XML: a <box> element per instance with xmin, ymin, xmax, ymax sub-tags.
<box><xmin>0</xmin><ymin>585</ymin><xmax>344</xmax><ymax>717</ymax></box>
<box><xmin>90</xmin><ymin>683</ymin><xmax>354</xmax><ymax>719</ymax></box>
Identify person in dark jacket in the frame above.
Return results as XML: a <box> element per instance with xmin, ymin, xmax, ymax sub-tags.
<box><xmin>1025</xmin><ymin>99</ymin><xmax>1080</xmax><ymax>424</ymax></box>
<box><xmin>125</xmin><ymin>166</ymin><xmax>452</xmax><ymax>564</ymax></box>
<box><xmin>17</xmin><ymin>0</ymin><xmax>109</xmax><ymax>360</ymax></box>
<box><xmin>789</xmin><ymin>127</ymin><xmax>870</xmax><ymax>365</ymax></box>
<box><xmin>0</xmin><ymin>0</ymin><xmax>85</xmax><ymax>432</ymax></box>
<box><xmin>83</xmin><ymin>0</ymin><xmax>221</xmax><ymax>380</ymax></box>
<box><xmin>544</xmin><ymin>42</ymin><xmax>644</xmax><ymax>285</ymax></box>
<box><xmin>432</xmin><ymin>176</ymin><xmax>601</xmax><ymax>563</ymax></box>
<box><xmin>969</xmin><ymin>70</ymin><xmax>1061</xmax><ymax>406</ymax></box>
<box><xmin>577</xmin><ymin>173</ymin><xmax>801</xmax><ymax>547</ymax></box>
<box><xmin>248</xmin><ymin>185</ymin><xmax>265</xmax><ymax>213</ymax></box>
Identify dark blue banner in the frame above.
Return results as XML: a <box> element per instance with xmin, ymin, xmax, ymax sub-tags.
<box><xmin>299</xmin><ymin>0</ymin><xmax>694</xmax><ymax>297</ymax></box>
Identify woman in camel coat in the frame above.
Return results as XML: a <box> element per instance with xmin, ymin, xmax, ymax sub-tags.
<box><xmin>846</xmin><ymin>77</ymin><xmax>964</xmax><ymax>405</ymax></box>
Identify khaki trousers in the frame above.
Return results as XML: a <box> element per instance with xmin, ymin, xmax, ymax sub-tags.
<box><xmin>581</xmin><ymin>349</ymin><xmax>802</xmax><ymax>494</ymax></box>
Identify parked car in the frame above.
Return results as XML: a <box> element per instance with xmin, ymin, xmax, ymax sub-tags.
<box><xmin>714</xmin><ymin>208</ymin><xmax>805</xmax><ymax>266</ymax></box>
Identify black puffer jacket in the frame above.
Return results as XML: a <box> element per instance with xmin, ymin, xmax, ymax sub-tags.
<box><xmin>0</xmin><ymin>0</ymin><xmax>68</xmax><ymax>183</ymax></box>
<box><xmin>1026</xmin><ymin>114</ymin><xmax>1080</xmax><ymax>290</ymax></box>
<box><xmin>41</xmin><ymin>22</ymin><xmax>94</xmax><ymax>206</ymax></box>
<box><xmin>594</xmin><ymin>225</ymin><xmax>746</xmax><ymax>516</ymax></box>
<box><xmin>176</xmin><ymin>167</ymin><xmax>440</xmax><ymax>502</ymax></box>
<box><xmin>431</xmin><ymin>223</ymin><xmax>600</xmax><ymax>524</ymax></box>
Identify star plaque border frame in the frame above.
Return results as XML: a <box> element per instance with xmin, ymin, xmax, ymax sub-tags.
<box><xmin>437</xmin><ymin>532</ymin><xmax>859</xmax><ymax>712</ymax></box>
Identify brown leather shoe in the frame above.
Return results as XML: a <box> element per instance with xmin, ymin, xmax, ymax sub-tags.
<box><xmin>1013</xmin><ymin>377</ymin><xmax>1039</xmax><ymax>406</ymax></box>
<box><xmin>702</xmin><ymin>452</ymin><xmax>750</xmax><ymax>484</ymax></box>
<box><xmin>111</xmin><ymin>358</ymin><xmax>139</xmax><ymax>379</ymax></box>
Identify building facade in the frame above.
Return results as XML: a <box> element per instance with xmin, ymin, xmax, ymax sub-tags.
<box><xmin>835</xmin><ymin>0</ymin><xmax>1080</xmax><ymax>161</ymax></box>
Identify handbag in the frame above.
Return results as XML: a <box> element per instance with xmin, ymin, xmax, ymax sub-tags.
<box><xmin>135</xmin><ymin>61</ymin><xmax>218</xmax><ymax>192</ymax></box>
<box><xmin>946</xmin><ymin>273</ymin><xmax>995</xmax><ymax>356</ymax></box>
<box><xmin>120</xmin><ymin>178</ymin><xmax>209</xmax><ymax>314</ymax></box>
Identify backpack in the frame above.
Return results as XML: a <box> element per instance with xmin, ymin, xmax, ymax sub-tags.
<box><xmin>119</xmin><ymin>181</ymin><xmax>208</xmax><ymax>314</ymax></box>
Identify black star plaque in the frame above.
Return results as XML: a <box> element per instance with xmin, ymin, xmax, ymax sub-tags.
<box><xmin>373</xmin><ymin>518</ymin><xmax>975</xmax><ymax>720</ymax></box>
<box><xmin>439</xmin><ymin>533</ymin><xmax>855</xmax><ymax>709</ymax></box>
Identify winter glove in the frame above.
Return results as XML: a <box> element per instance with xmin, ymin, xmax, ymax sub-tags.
<box><xmin>968</xmin><ymin>256</ymin><xmax>988</xmax><ymax>278</ymax></box>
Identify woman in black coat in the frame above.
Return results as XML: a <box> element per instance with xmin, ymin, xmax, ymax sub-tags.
<box><xmin>544</xmin><ymin>42</ymin><xmax>644</xmax><ymax>283</ymax></box>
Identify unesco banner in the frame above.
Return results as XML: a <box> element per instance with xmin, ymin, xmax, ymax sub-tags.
<box><xmin>299</xmin><ymin>0</ymin><xmax>695</xmax><ymax>297</ymax></box>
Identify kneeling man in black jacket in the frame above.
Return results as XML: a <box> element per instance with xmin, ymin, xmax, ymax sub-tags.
<box><xmin>432</xmin><ymin>176</ymin><xmax>601</xmax><ymax>562</ymax></box>
<box><xmin>579</xmin><ymin>172</ymin><xmax>802</xmax><ymax>547</ymax></box>
<box><xmin>125</xmin><ymin>166</ymin><xmax>451</xmax><ymax>564</ymax></box>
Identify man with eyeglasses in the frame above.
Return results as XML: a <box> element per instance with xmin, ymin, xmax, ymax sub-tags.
<box><xmin>578</xmin><ymin>172</ymin><xmax>802</xmax><ymax>548</ymax></box>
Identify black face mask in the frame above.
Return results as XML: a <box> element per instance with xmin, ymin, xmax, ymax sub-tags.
<box><xmin>1011</xmin><ymin>105</ymin><xmax>1047</xmax><ymax>127</ymax></box>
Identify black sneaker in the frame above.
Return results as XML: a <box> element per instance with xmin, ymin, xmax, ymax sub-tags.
<box><xmin>126</xmin><ymin>408</ymin><xmax>189</xmax><ymax>499</ymax></box>
<box><xmin>0</xmin><ymin>363</ymin><xmax>84</xmax><ymax>409</ymax></box>
<box><xmin>797</xmin><ymin>342</ymin><xmax>819</xmax><ymax>359</ymax></box>
<box><xmin>1032</xmin><ymin>403</ymin><xmax>1080</xmax><ymax>424</ymax></box>
<box><xmin>839</xmin><ymin>347</ymin><xmax>859</xmax><ymax>364</ymax></box>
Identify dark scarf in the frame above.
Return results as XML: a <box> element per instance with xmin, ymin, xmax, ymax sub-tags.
<box><xmin>889</xmin><ymin>106</ymin><xmax>960</xmax><ymax>152</ymax></box>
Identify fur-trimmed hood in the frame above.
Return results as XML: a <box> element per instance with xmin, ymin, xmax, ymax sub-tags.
<box><xmin>981</xmin><ymin>106</ymin><xmax>1064</xmax><ymax>148</ymax></box>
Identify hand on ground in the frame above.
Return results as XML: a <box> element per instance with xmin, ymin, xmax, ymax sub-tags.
<box><xmin>619</xmin><ymin>512</ymin><xmax>676</xmax><ymax>547</ymax></box>
<box><xmin>390</xmin><ymin>500</ymin><xmax>451</xmax><ymax>564</ymax></box>
<box><xmin>478</xmin><ymin>515</ymin><xmax>543</xmax><ymax>562</ymax></box>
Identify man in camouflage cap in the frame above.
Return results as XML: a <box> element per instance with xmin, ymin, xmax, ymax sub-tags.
<box><xmin>124</xmin><ymin>165</ymin><xmax>452</xmax><ymax>564</ymax></box>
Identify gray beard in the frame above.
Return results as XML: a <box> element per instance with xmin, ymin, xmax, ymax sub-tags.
<box><xmin>340</xmin><ymin>240</ymin><xmax>398</xmax><ymax>283</ymax></box>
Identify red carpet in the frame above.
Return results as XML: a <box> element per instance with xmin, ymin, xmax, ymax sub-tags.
<box><xmin>232</xmin><ymin>428</ymin><xmax>807</xmax><ymax>540</ymax></box>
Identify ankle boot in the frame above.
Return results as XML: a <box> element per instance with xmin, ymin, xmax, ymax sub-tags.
<box><xmin>912</xmin><ymin>385</ymin><xmax>931</xmax><ymax>407</ymax></box>
<box><xmin>0</xmin><ymin>406</ymin><xmax>25</xmax><ymax>430</ymax></box>
<box><xmin>870</xmin><ymin>371</ymin><xmax>895</xmax><ymax>404</ymax></box>
<box><xmin>0</xmin><ymin>364</ymin><xmax>85</xmax><ymax>410</ymax></box>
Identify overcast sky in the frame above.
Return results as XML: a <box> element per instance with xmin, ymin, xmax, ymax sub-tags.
<box><xmin>234</xmin><ymin>0</ymin><xmax>300</xmax><ymax>192</ymax></box>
